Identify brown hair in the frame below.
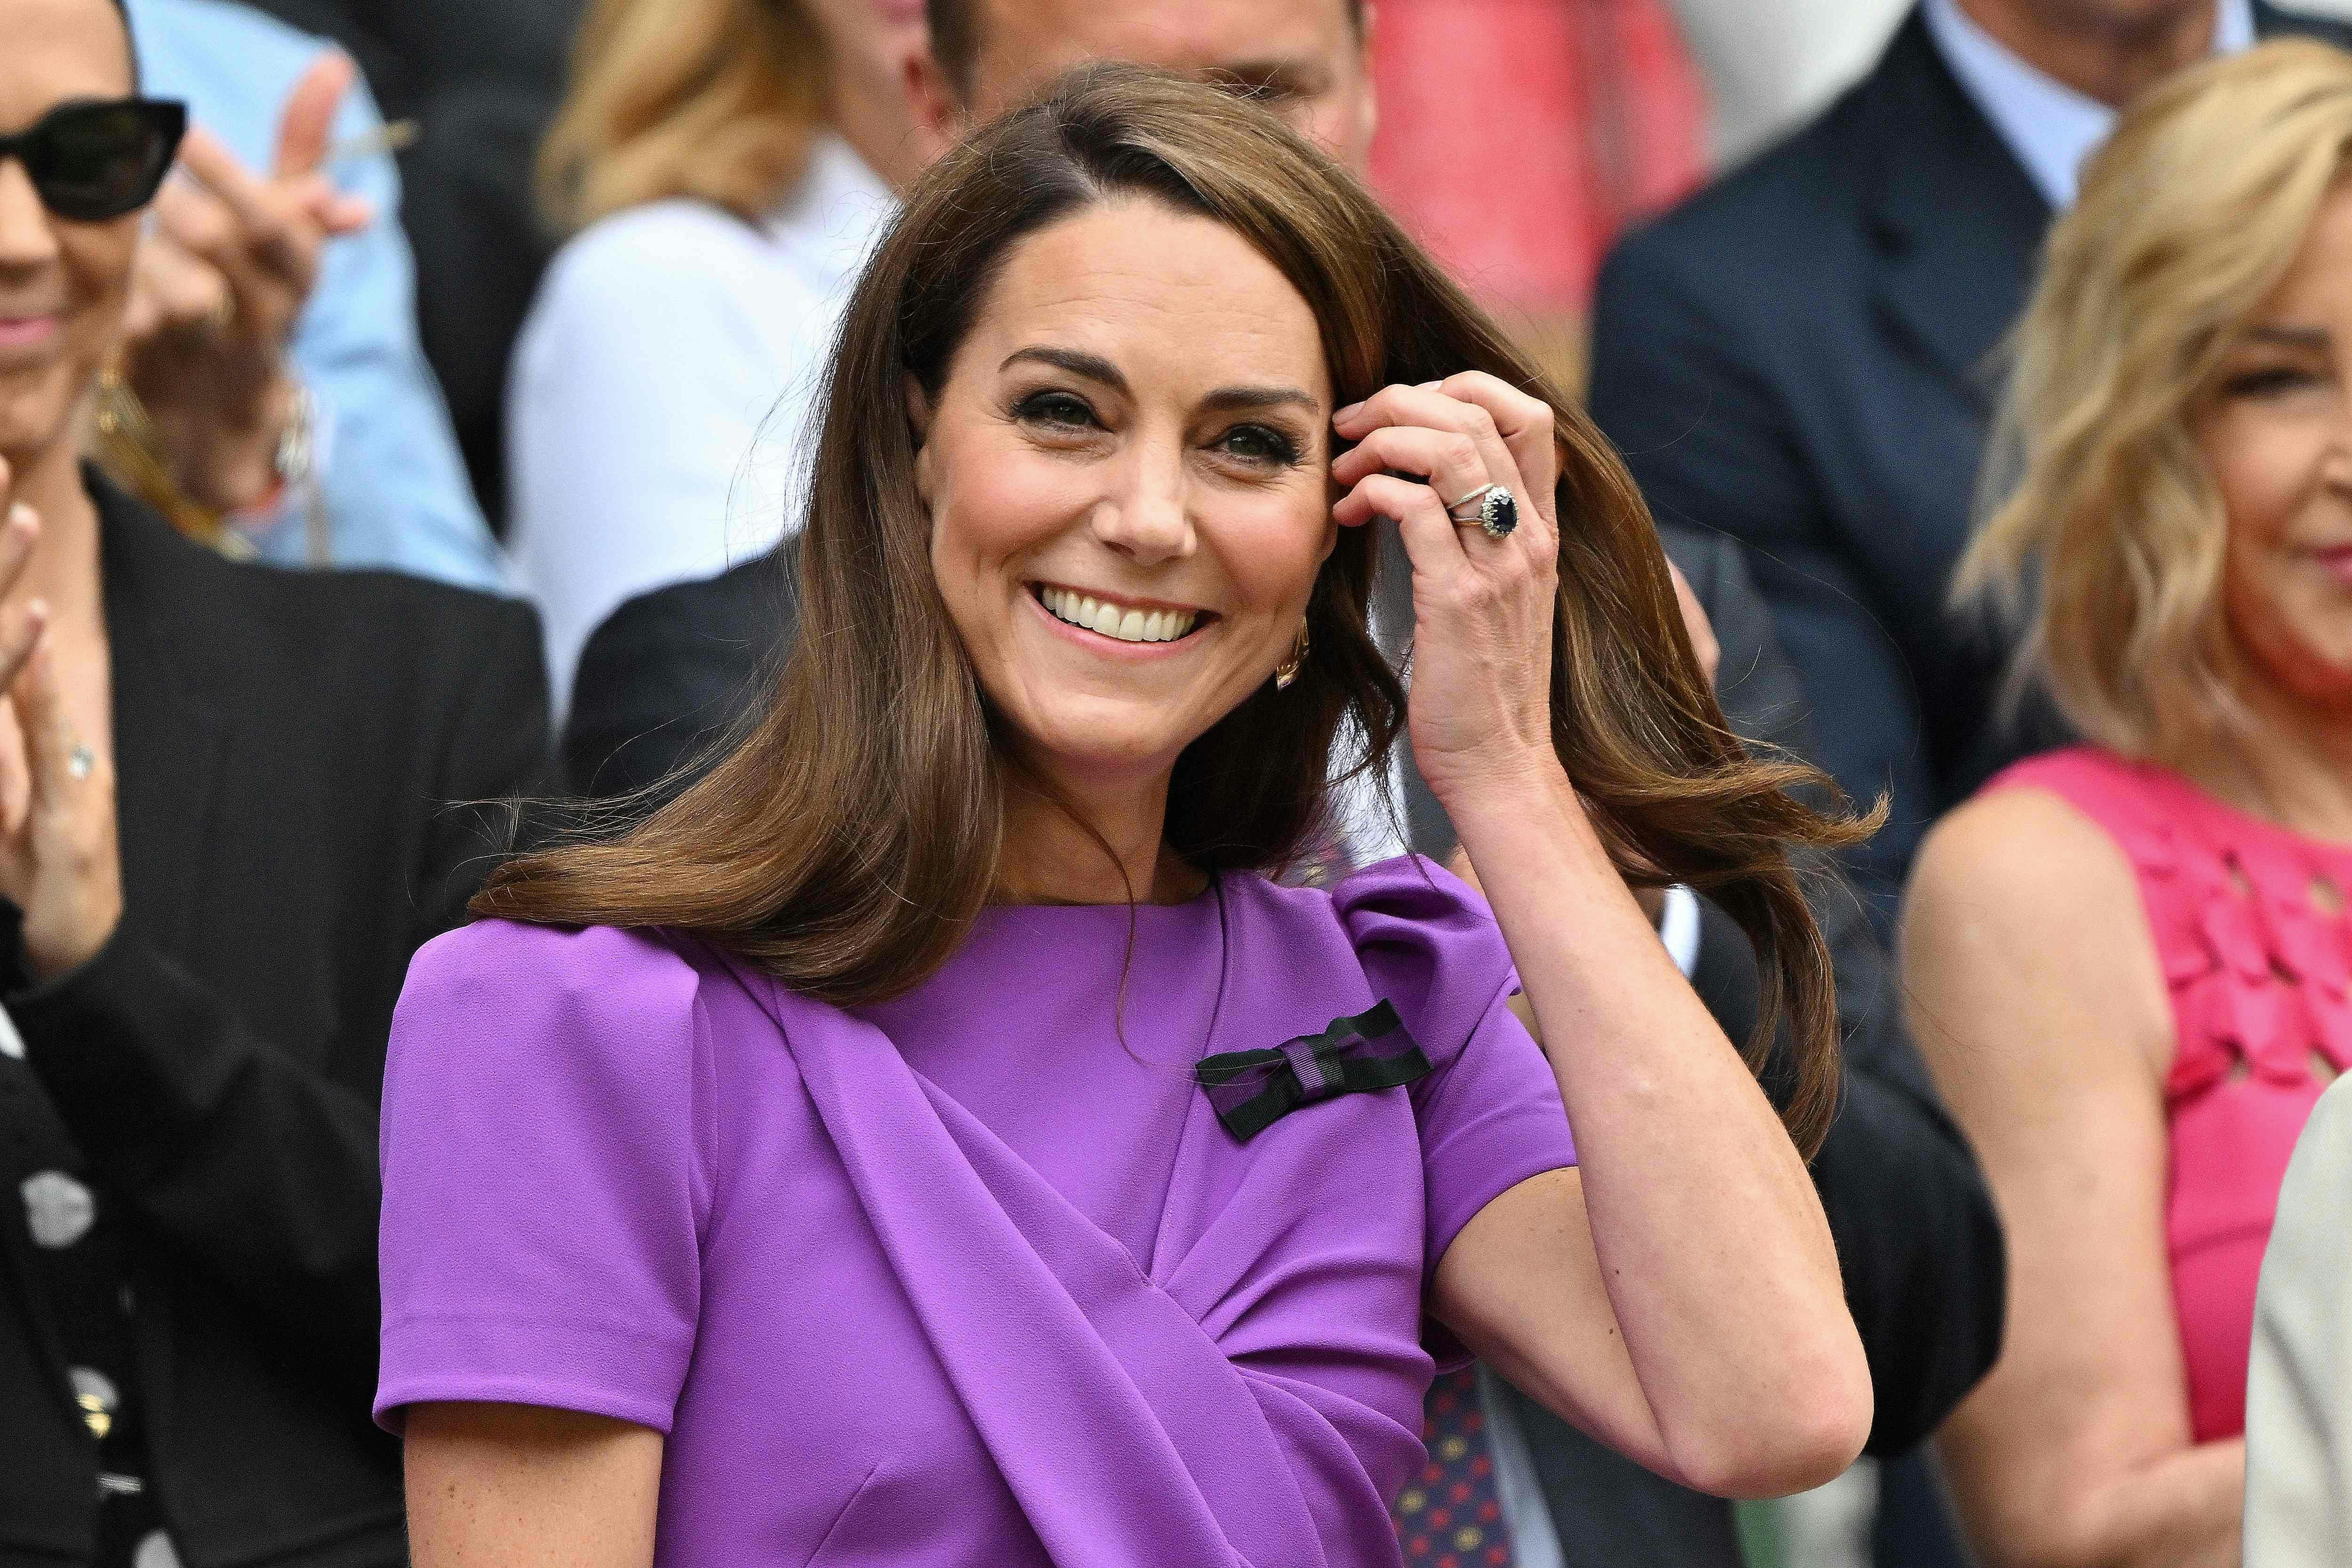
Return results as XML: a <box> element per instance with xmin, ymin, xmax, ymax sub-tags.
<box><xmin>479</xmin><ymin>64</ymin><xmax>1870</xmax><ymax>1156</ymax></box>
<box><xmin>537</xmin><ymin>0</ymin><xmax>827</xmax><ymax>235</ymax></box>
<box><xmin>1959</xmin><ymin>41</ymin><xmax>2352</xmax><ymax>758</ymax></box>
<box><xmin>924</xmin><ymin>0</ymin><xmax>1367</xmax><ymax>101</ymax></box>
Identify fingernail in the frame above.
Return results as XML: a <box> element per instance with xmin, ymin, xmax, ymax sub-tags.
<box><xmin>1334</xmin><ymin>401</ymin><xmax>1362</xmax><ymax>422</ymax></box>
<box><xmin>7</xmin><ymin>504</ymin><xmax>32</xmax><ymax>530</ymax></box>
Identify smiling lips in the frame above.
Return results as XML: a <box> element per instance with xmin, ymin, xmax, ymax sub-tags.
<box><xmin>0</xmin><ymin>315</ymin><xmax>60</xmax><ymax>352</ymax></box>
<box><xmin>1036</xmin><ymin>584</ymin><xmax>1204</xmax><ymax>645</ymax></box>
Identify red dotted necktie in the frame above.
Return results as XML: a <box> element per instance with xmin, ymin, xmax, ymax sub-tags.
<box><xmin>1393</xmin><ymin>1364</ymin><xmax>1513</xmax><ymax>1567</ymax></box>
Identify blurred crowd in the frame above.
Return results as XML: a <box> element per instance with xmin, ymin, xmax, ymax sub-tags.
<box><xmin>10</xmin><ymin>0</ymin><xmax>2352</xmax><ymax>1564</ymax></box>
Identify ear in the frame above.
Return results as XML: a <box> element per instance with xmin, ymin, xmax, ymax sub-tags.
<box><xmin>905</xmin><ymin>377</ymin><xmax>938</xmax><ymax>501</ymax></box>
<box><xmin>1354</xmin><ymin>3</ymin><xmax>1381</xmax><ymax>152</ymax></box>
<box><xmin>905</xmin><ymin>49</ymin><xmax>966</xmax><ymax>151</ymax></box>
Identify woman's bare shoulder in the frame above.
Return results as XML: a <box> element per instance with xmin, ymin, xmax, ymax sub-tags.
<box><xmin>1908</xmin><ymin>785</ymin><xmax>2143</xmax><ymax>930</ymax></box>
<box><xmin>1903</xmin><ymin>786</ymin><xmax>2172</xmax><ymax>1071</ymax></box>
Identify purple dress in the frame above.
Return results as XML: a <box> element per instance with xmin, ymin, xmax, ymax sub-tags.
<box><xmin>374</xmin><ymin>857</ymin><xmax>1574</xmax><ymax>1566</ymax></box>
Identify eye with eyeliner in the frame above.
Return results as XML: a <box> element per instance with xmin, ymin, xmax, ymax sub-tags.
<box><xmin>2221</xmin><ymin>363</ymin><xmax>2327</xmax><ymax>399</ymax></box>
<box><xmin>1215</xmin><ymin>422</ymin><xmax>1304</xmax><ymax>467</ymax></box>
<box><xmin>1009</xmin><ymin>388</ymin><xmax>1104</xmax><ymax>433</ymax></box>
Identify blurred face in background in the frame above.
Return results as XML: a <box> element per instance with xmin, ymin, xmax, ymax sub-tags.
<box><xmin>0</xmin><ymin>0</ymin><xmax>141</xmax><ymax>466</ymax></box>
<box><xmin>931</xmin><ymin>0</ymin><xmax>1376</xmax><ymax>174</ymax></box>
<box><xmin>2195</xmin><ymin>179</ymin><xmax>2352</xmax><ymax>715</ymax></box>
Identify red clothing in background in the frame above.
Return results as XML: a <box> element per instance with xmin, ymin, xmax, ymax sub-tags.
<box><xmin>1369</xmin><ymin>0</ymin><xmax>1709</xmax><ymax>321</ymax></box>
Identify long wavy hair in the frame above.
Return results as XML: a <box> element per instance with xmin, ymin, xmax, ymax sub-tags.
<box><xmin>536</xmin><ymin>0</ymin><xmax>826</xmax><ymax>234</ymax></box>
<box><xmin>481</xmin><ymin>65</ymin><xmax>1871</xmax><ymax>1155</ymax></box>
<box><xmin>1959</xmin><ymin>41</ymin><xmax>2352</xmax><ymax>758</ymax></box>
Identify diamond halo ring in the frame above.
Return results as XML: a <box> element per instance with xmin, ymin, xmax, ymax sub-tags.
<box><xmin>1446</xmin><ymin>483</ymin><xmax>1518</xmax><ymax>540</ymax></box>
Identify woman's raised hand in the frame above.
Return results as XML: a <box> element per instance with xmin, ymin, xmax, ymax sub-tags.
<box><xmin>1330</xmin><ymin>373</ymin><xmax>1563</xmax><ymax>809</ymax></box>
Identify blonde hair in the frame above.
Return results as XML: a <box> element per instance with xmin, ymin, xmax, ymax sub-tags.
<box><xmin>537</xmin><ymin>0</ymin><xmax>827</xmax><ymax>235</ymax></box>
<box><xmin>1958</xmin><ymin>40</ymin><xmax>2352</xmax><ymax>759</ymax></box>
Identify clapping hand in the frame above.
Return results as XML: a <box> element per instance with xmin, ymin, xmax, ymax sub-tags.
<box><xmin>0</xmin><ymin>463</ymin><xmax>121</xmax><ymax>981</ymax></box>
<box><xmin>119</xmin><ymin>53</ymin><xmax>370</xmax><ymax>513</ymax></box>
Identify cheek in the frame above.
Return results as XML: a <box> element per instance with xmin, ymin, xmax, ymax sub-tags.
<box><xmin>1214</xmin><ymin>494</ymin><xmax>1335</xmax><ymax>621</ymax></box>
<box><xmin>61</xmin><ymin>225</ymin><xmax>135</xmax><ymax>356</ymax></box>
<box><xmin>2217</xmin><ymin>500</ymin><xmax>2352</xmax><ymax>700</ymax></box>
<box><xmin>2203</xmin><ymin>405</ymin><xmax>2326</xmax><ymax>548</ymax></box>
<box><xmin>930</xmin><ymin>440</ymin><xmax>1089</xmax><ymax>582</ymax></box>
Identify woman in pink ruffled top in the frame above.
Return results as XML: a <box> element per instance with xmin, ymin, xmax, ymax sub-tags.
<box><xmin>1902</xmin><ymin>43</ymin><xmax>2352</xmax><ymax>1568</ymax></box>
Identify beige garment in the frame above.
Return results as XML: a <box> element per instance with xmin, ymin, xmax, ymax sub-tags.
<box><xmin>2245</xmin><ymin>1072</ymin><xmax>2352</xmax><ymax>1565</ymax></box>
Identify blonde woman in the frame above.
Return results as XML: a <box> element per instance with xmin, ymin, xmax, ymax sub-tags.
<box><xmin>506</xmin><ymin>0</ymin><xmax>935</xmax><ymax>708</ymax></box>
<box><xmin>1905</xmin><ymin>40</ymin><xmax>2352</xmax><ymax>1568</ymax></box>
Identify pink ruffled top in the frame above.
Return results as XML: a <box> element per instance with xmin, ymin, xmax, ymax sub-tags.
<box><xmin>1985</xmin><ymin>747</ymin><xmax>2352</xmax><ymax>1441</ymax></box>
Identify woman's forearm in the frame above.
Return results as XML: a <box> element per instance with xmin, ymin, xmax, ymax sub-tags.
<box><xmin>1960</xmin><ymin>1438</ymin><xmax>2242</xmax><ymax>1568</ymax></box>
<box><xmin>1447</xmin><ymin>759</ymin><xmax>1866</xmax><ymax>1491</ymax></box>
<box><xmin>2090</xmin><ymin>1440</ymin><xmax>2244</xmax><ymax>1568</ymax></box>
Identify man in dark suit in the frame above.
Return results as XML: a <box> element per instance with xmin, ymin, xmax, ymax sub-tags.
<box><xmin>1589</xmin><ymin>0</ymin><xmax>2352</xmax><ymax>928</ymax></box>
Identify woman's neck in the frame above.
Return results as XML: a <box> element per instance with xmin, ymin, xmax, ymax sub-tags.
<box><xmin>2168</xmin><ymin>671</ymin><xmax>2352</xmax><ymax>846</ymax></box>
<box><xmin>993</xmin><ymin>762</ymin><xmax>1205</xmax><ymax>906</ymax></box>
<box><xmin>3</xmin><ymin>434</ymin><xmax>104</xmax><ymax>623</ymax></box>
<box><xmin>1955</xmin><ymin>0</ymin><xmax>2217</xmax><ymax>108</ymax></box>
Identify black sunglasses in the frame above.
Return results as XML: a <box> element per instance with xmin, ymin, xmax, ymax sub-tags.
<box><xmin>0</xmin><ymin>98</ymin><xmax>187</xmax><ymax>223</ymax></box>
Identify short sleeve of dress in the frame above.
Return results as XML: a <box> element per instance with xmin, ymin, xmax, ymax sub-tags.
<box><xmin>1334</xmin><ymin>857</ymin><xmax>1576</xmax><ymax>1276</ymax></box>
<box><xmin>374</xmin><ymin>920</ymin><xmax>716</xmax><ymax>1434</ymax></box>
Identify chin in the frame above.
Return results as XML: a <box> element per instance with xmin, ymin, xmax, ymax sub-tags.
<box><xmin>0</xmin><ymin>382</ymin><xmax>74</xmax><ymax>465</ymax></box>
<box><xmin>1018</xmin><ymin>710</ymin><xmax>1195</xmax><ymax>784</ymax></box>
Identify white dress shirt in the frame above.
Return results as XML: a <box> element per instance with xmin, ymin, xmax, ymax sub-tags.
<box><xmin>506</xmin><ymin>135</ymin><xmax>896</xmax><ymax>710</ymax></box>
<box><xmin>1924</xmin><ymin>0</ymin><xmax>2254</xmax><ymax>209</ymax></box>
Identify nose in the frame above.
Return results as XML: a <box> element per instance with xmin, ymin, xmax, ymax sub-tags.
<box><xmin>0</xmin><ymin>159</ymin><xmax>61</xmax><ymax>270</ymax></box>
<box><xmin>1089</xmin><ymin>436</ymin><xmax>1194</xmax><ymax>567</ymax></box>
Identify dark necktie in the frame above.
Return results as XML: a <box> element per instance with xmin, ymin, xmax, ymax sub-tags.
<box><xmin>1393</xmin><ymin>1363</ymin><xmax>1513</xmax><ymax>1566</ymax></box>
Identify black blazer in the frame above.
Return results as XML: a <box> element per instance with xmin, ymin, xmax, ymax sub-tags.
<box><xmin>564</xmin><ymin>540</ymin><xmax>796</xmax><ymax>800</ymax></box>
<box><xmin>1588</xmin><ymin>3</ymin><xmax>2352</xmax><ymax>923</ymax></box>
<box><xmin>564</xmin><ymin>528</ymin><xmax>2006</xmax><ymax>1536</ymax></box>
<box><xmin>0</xmin><ymin>476</ymin><xmax>553</xmax><ymax>1566</ymax></box>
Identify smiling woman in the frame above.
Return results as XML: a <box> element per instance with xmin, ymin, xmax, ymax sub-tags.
<box><xmin>385</xmin><ymin>63</ymin><xmax>1875</xmax><ymax>1568</ymax></box>
<box><xmin>0</xmin><ymin>0</ymin><xmax>553</xmax><ymax>1559</ymax></box>
<box><xmin>1912</xmin><ymin>40</ymin><xmax>2352</xmax><ymax>1568</ymax></box>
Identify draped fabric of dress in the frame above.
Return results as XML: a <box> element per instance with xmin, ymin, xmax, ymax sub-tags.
<box><xmin>374</xmin><ymin>858</ymin><xmax>1575</xmax><ymax>1564</ymax></box>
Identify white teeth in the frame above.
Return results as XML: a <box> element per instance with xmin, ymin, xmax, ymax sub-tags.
<box><xmin>1038</xmin><ymin>587</ymin><xmax>1200</xmax><ymax>644</ymax></box>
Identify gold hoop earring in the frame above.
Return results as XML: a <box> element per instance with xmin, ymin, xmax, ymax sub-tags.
<box><xmin>1273</xmin><ymin>619</ymin><xmax>1309</xmax><ymax>690</ymax></box>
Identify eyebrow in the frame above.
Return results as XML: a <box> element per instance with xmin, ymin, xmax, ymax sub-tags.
<box><xmin>1000</xmin><ymin>346</ymin><xmax>1322</xmax><ymax>416</ymax></box>
<box><xmin>2242</xmin><ymin>324</ymin><xmax>2331</xmax><ymax>350</ymax></box>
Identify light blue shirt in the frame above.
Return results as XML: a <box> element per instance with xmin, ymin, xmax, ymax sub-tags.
<box><xmin>1924</xmin><ymin>0</ymin><xmax>2256</xmax><ymax>210</ymax></box>
<box><xmin>126</xmin><ymin>0</ymin><xmax>507</xmax><ymax>590</ymax></box>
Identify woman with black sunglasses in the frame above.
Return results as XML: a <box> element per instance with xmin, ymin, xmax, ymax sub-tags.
<box><xmin>0</xmin><ymin>1</ymin><xmax>554</xmax><ymax>1563</ymax></box>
